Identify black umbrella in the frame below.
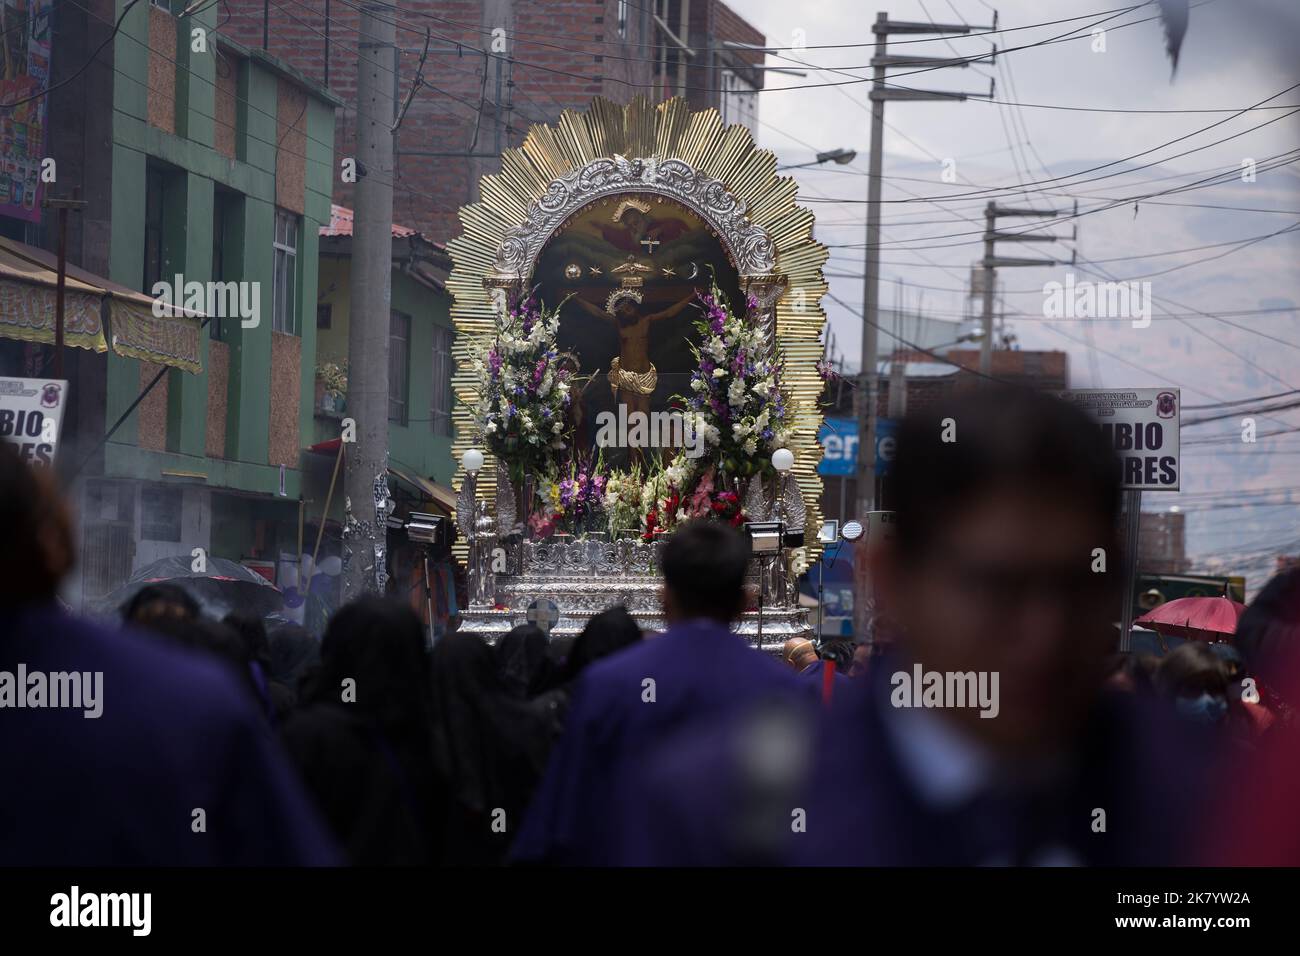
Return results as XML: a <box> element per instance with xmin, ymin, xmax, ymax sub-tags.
<box><xmin>100</xmin><ymin>555</ymin><xmax>284</xmax><ymax>619</ymax></box>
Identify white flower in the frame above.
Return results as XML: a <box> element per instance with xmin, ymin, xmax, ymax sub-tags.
<box><xmin>485</xmin><ymin>420</ymin><xmax>498</xmax><ymax>434</ymax></box>
<box><xmin>552</xmin><ymin>421</ymin><xmax>562</xmax><ymax>434</ymax></box>
<box><xmin>691</xmin><ymin>377</ymin><xmax>706</xmax><ymax>392</ymax></box>
<box><xmin>712</xmin><ymin>368</ymin><xmax>726</xmax><ymax>379</ymax></box>
<box><xmin>743</xmin><ymin>437</ymin><xmax>757</xmax><ymax>456</ymax></box>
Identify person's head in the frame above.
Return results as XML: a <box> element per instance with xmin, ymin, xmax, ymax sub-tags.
<box><xmin>312</xmin><ymin>595</ymin><xmax>431</xmax><ymax>738</ymax></box>
<box><xmin>122</xmin><ymin>582</ymin><xmax>201</xmax><ymax>629</ymax></box>
<box><xmin>0</xmin><ymin>442</ymin><xmax>74</xmax><ymax>606</ymax></box>
<box><xmin>1155</xmin><ymin>642</ymin><xmax>1230</xmax><ymax>725</ymax></box>
<box><xmin>560</xmin><ymin>604</ymin><xmax>642</xmax><ymax>683</ymax></box>
<box><xmin>1236</xmin><ymin>567</ymin><xmax>1300</xmax><ymax>705</ymax></box>
<box><xmin>849</xmin><ymin>642</ymin><xmax>872</xmax><ymax>678</ymax></box>
<box><xmin>782</xmin><ymin>638</ymin><xmax>818</xmax><ymax>671</ymax></box>
<box><xmin>223</xmin><ymin>611</ymin><xmax>270</xmax><ymax>669</ymax></box>
<box><xmin>268</xmin><ymin>622</ymin><xmax>320</xmax><ymax>689</ymax></box>
<box><xmin>613</xmin><ymin>295</ymin><xmax>640</xmax><ymax>326</ymax></box>
<box><xmin>430</xmin><ymin>631</ymin><xmax>507</xmax><ymax>710</ymax></box>
<box><xmin>876</xmin><ymin>387</ymin><xmax>1122</xmax><ymax>757</ymax></box>
<box><xmin>495</xmin><ymin>623</ymin><xmax>553</xmax><ymax>698</ymax></box>
<box><xmin>621</xmin><ymin>207</ymin><xmax>648</xmax><ymax>233</ymax></box>
<box><xmin>660</xmin><ymin>520</ymin><xmax>751</xmax><ymax>625</ymax></box>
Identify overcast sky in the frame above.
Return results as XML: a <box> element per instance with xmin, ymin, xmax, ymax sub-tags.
<box><xmin>725</xmin><ymin>0</ymin><xmax>1300</xmax><ymax>588</ymax></box>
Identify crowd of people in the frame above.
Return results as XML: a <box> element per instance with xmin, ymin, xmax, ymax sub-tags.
<box><xmin>2</xmin><ymin>387</ymin><xmax>1298</xmax><ymax>866</ymax></box>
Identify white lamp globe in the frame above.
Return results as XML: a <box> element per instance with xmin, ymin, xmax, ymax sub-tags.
<box><xmin>772</xmin><ymin>448</ymin><xmax>795</xmax><ymax>472</ymax></box>
<box><xmin>462</xmin><ymin>448</ymin><xmax>485</xmax><ymax>474</ymax></box>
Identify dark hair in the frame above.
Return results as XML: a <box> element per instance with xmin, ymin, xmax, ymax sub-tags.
<box><xmin>223</xmin><ymin>611</ymin><xmax>271</xmax><ymax>670</ymax></box>
<box><xmin>661</xmin><ymin>520</ymin><xmax>752</xmax><ymax>622</ymax></box>
<box><xmin>819</xmin><ymin>638</ymin><xmax>855</xmax><ymax>674</ymax></box>
<box><xmin>1155</xmin><ymin>642</ymin><xmax>1229</xmax><ymax>699</ymax></box>
<box><xmin>495</xmin><ymin>623</ymin><xmax>554</xmax><ymax>698</ymax></box>
<box><xmin>559</xmin><ymin>604</ymin><xmax>642</xmax><ymax>683</ymax></box>
<box><xmin>122</xmin><ymin>582</ymin><xmax>201</xmax><ymax>624</ymax></box>
<box><xmin>890</xmin><ymin>387</ymin><xmax>1121</xmax><ymax>561</ymax></box>
<box><xmin>0</xmin><ymin>442</ymin><xmax>74</xmax><ymax>604</ymax></box>
<box><xmin>1236</xmin><ymin>567</ymin><xmax>1300</xmax><ymax>696</ymax></box>
<box><xmin>308</xmin><ymin>595</ymin><xmax>432</xmax><ymax>740</ymax></box>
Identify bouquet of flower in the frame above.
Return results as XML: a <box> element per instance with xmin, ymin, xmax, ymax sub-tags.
<box><xmin>470</xmin><ymin>292</ymin><xmax>572</xmax><ymax>482</ymax></box>
<box><xmin>683</xmin><ymin>282</ymin><xmax>793</xmax><ymax>480</ymax></box>
<box><xmin>638</xmin><ymin>450</ymin><xmax>697</xmax><ymax>540</ymax></box>
<box><xmin>554</xmin><ymin>459</ymin><xmax>607</xmax><ymax>534</ymax></box>
<box><xmin>602</xmin><ymin>466</ymin><xmax>643</xmax><ymax>536</ymax></box>
<box><xmin>684</xmin><ymin>465</ymin><xmax>747</xmax><ymax>527</ymax></box>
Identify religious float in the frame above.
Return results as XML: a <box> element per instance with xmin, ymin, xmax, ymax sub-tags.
<box><xmin>448</xmin><ymin>96</ymin><xmax>829</xmax><ymax>648</ymax></box>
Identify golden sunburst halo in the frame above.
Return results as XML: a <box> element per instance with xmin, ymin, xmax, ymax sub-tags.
<box><xmin>448</xmin><ymin>95</ymin><xmax>830</xmax><ymax>569</ymax></box>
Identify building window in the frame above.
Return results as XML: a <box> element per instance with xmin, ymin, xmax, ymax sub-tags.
<box><xmin>143</xmin><ymin>167</ymin><xmax>167</xmax><ymax>293</ymax></box>
<box><xmin>210</xmin><ymin>190</ymin><xmax>241</xmax><ymax>341</ymax></box>
<box><xmin>388</xmin><ymin>310</ymin><xmax>410</xmax><ymax>424</ymax></box>
<box><xmin>272</xmin><ymin>209</ymin><xmax>299</xmax><ymax>334</ymax></box>
<box><xmin>140</xmin><ymin>485</ymin><xmax>183</xmax><ymax>543</ymax></box>
<box><xmin>430</xmin><ymin>323</ymin><xmax>453</xmax><ymax>436</ymax></box>
<box><xmin>316</xmin><ymin>304</ymin><xmax>332</xmax><ymax>330</ymax></box>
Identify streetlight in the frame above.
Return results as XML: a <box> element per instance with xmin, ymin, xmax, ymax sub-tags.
<box><xmin>776</xmin><ymin>148</ymin><xmax>857</xmax><ymax>172</ymax></box>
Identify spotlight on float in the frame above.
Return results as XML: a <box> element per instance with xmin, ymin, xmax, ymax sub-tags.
<box><xmin>462</xmin><ymin>448</ymin><xmax>484</xmax><ymax>475</ymax></box>
<box><xmin>405</xmin><ymin>512</ymin><xmax>445</xmax><ymax>546</ymax></box>
<box><xmin>771</xmin><ymin>447</ymin><xmax>795</xmax><ymax>473</ymax></box>
<box><xmin>841</xmin><ymin>520</ymin><xmax>864</xmax><ymax>542</ymax></box>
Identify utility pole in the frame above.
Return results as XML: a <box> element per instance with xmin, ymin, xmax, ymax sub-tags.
<box><xmin>977</xmin><ymin>201</ymin><xmax>1077</xmax><ymax>376</ymax></box>
<box><xmin>341</xmin><ymin>1</ymin><xmax>398</xmax><ymax>600</ymax></box>
<box><xmin>43</xmin><ymin>189</ymin><xmax>87</xmax><ymax>380</ymax></box>
<box><xmin>855</xmin><ymin>12</ymin><xmax>995</xmax><ymax>519</ymax></box>
<box><xmin>853</xmin><ymin>11</ymin><xmax>994</xmax><ymax>642</ymax></box>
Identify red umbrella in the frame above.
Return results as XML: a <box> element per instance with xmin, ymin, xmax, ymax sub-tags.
<box><xmin>1135</xmin><ymin>595</ymin><xmax>1246</xmax><ymax>640</ymax></box>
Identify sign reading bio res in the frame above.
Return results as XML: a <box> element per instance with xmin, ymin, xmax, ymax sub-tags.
<box><xmin>1060</xmin><ymin>388</ymin><xmax>1180</xmax><ymax>490</ymax></box>
<box><xmin>0</xmin><ymin>377</ymin><xmax>67</xmax><ymax>467</ymax></box>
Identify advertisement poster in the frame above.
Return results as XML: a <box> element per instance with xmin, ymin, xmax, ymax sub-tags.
<box><xmin>0</xmin><ymin>0</ymin><xmax>52</xmax><ymax>223</ymax></box>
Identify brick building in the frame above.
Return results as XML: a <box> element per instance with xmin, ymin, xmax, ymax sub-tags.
<box><xmin>1137</xmin><ymin>509</ymin><xmax>1191</xmax><ymax>574</ymax></box>
<box><xmin>220</xmin><ymin>0</ymin><xmax>767</xmax><ymax>244</ymax></box>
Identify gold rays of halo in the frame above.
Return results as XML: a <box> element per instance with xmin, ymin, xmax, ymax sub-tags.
<box><xmin>447</xmin><ymin>95</ymin><xmax>830</xmax><ymax>568</ymax></box>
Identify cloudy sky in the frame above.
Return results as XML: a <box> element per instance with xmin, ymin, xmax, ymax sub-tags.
<box><xmin>725</xmin><ymin>0</ymin><xmax>1300</xmax><ymax>589</ymax></box>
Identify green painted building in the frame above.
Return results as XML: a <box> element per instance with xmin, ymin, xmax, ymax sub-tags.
<box><xmin>0</xmin><ymin>0</ymin><xmax>341</xmax><ymax>610</ymax></box>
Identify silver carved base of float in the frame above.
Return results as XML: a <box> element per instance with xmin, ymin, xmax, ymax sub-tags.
<box><xmin>456</xmin><ymin>497</ymin><xmax>812</xmax><ymax>652</ymax></box>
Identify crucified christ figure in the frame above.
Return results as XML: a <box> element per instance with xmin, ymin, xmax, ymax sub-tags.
<box><xmin>573</xmin><ymin>289</ymin><xmax>697</xmax><ymax>417</ymax></box>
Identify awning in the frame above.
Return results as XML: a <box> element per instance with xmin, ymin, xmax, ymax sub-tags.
<box><xmin>306</xmin><ymin>438</ymin><xmax>456</xmax><ymax>514</ymax></box>
<box><xmin>0</xmin><ymin>238</ymin><xmax>202</xmax><ymax>373</ymax></box>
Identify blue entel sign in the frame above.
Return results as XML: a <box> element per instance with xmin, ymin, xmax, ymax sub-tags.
<box><xmin>817</xmin><ymin>417</ymin><xmax>897</xmax><ymax>477</ymax></box>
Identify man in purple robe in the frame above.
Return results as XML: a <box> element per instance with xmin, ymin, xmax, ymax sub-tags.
<box><xmin>510</xmin><ymin>520</ymin><xmax>806</xmax><ymax>865</ymax></box>
<box><xmin>0</xmin><ymin>444</ymin><xmax>339</xmax><ymax>866</ymax></box>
